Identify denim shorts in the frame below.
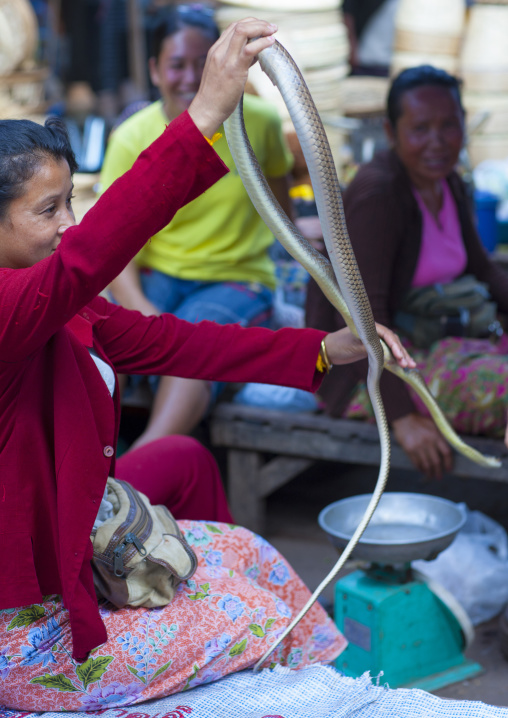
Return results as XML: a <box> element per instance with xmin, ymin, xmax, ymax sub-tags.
<box><xmin>140</xmin><ymin>269</ymin><xmax>273</xmax><ymax>326</ymax></box>
<box><xmin>135</xmin><ymin>269</ymin><xmax>273</xmax><ymax>402</ymax></box>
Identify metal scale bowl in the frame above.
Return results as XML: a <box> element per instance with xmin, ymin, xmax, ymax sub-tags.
<box><xmin>319</xmin><ymin>492</ymin><xmax>483</xmax><ymax>690</ymax></box>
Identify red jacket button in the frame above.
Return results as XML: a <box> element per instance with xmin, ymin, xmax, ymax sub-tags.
<box><xmin>103</xmin><ymin>445</ymin><xmax>114</xmax><ymax>457</ymax></box>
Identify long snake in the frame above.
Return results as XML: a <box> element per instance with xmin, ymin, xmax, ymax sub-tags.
<box><xmin>223</xmin><ymin>40</ymin><xmax>501</xmax><ymax>671</ymax></box>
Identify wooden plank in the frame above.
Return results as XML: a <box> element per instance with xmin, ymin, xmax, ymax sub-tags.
<box><xmin>213</xmin><ymin>403</ymin><xmax>385</xmax><ymax>441</ymax></box>
<box><xmin>211</xmin><ymin>402</ymin><xmax>508</xmax><ymax>532</ymax></box>
<box><xmin>210</xmin><ymin>412</ymin><xmax>381</xmax><ymax>448</ymax></box>
<box><xmin>448</xmin><ymin>450</ymin><xmax>508</xmax><ymax>482</ymax></box>
<box><xmin>227</xmin><ymin>453</ymin><xmax>314</xmax><ymax>530</ymax></box>
<box><xmin>211</xmin><ymin>417</ymin><xmax>380</xmax><ymax>460</ymax></box>
<box><xmin>212</xmin><ymin>403</ymin><xmax>356</xmax><ymax>433</ymax></box>
<box><xmin>210</xmin><ymin>404</ymin><xmax>508</xmax><ymax>480</ymax></box>
<box><xmin>227</xmin><ymin>450</ymin><xmax>265</xmax><ymax>533</ymax></box>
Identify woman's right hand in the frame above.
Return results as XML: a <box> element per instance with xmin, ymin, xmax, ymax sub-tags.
<box><xmin>188</xmin><ymin>18</ymin><xmax>277</xmax><ymax>139</ymax></box>
<box><xmin>392</xmin><ymin>412</ymin><xmax>453</xmax><ymax>480</ymax></box>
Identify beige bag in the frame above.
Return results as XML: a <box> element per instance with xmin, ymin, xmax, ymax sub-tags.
<box><xmin>91</xmin><ymin>478</ymin><xmax>197</xmax><ymax>609</ymax></box>
<box><xmin>393</xmin><ymin>274</ymin><xmax>502</xmax><ymax>349</ymax></box>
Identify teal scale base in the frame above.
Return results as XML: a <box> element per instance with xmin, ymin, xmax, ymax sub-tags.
<box><xmin>334</xmin><ymin>569</ymin><xmax>483</xmax><ymax>689</ymax></box>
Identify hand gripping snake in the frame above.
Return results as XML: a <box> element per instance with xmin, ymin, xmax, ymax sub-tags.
<box><xmin>223</xmin><ymin>40</ymin><xmax>501</xmax><ymax>671</ymax></box>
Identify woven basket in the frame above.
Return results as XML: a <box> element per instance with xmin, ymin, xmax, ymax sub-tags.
<box><xmin>395</xmin><ymin>0</ymin><xmax>465</xmax><ymax>36</ymax></box>
<box><xmin>340</xmin><ymin>75</ymin><xmax>389</xmax><ymax>116</ymax></box>
<box><xmin>0</xmin><ymin>0</ymin><xmax>38</xmax><ymax>75</ymax></box>
<box><xmin>217</xmin><ymin>0</ymin><xmax>340</xmax><ymax>10</ymax></box>
<box><xmin>463</xmin><ymin>91</ymin><xmax>508</xmax><ymax>135</ymax></box>
<box><xmin>0</xmin><ymin>67</ymin><xmax>47</xmax><ymax>117</ymax></box>
<box><xmin>245</xmin><ymin>55</ymin><xmax>343</xmax><ymax>122</ymax></box>
<box><xmin>467</xmin><ymin>134</ymin><xmax>508</xmax><ymax>166</ymax></box>
<box><xmin>394</xmin><ymin>29</ymin><xmax>461</xmax><ymax>56</ymax></box>
<box><xmin>216</xmin><ymin>3</ymin><xmax>349</xmax><ymax>120</ymax></box>
<box><xmin>215</xmin><ymin>7</ymin><xmax>349</xmax><ymax>70</ymax></box>
<box><xmin>461</xmin><ymin>5</ymin><xmax>508</xmax><ymax>91</ymax></box>
<box><xmin>391</xmin><ymin>0</ymin><xmax>464</xmax><ymax>75</ymax></box>
<box><xmin>216</xmin><ymin>6</ymin><xmax>342</xmax><ymax>29</ymax></box>
<box><xmin>391</xmin><ymin>51</ymin><xmax>459</xmax><ymax>78</ymax></box>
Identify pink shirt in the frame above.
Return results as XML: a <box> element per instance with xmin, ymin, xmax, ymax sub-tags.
<box><xmin>411</xmin><ymin>179</ymin><xmax>467</xmax><ymax>287</ymax></box>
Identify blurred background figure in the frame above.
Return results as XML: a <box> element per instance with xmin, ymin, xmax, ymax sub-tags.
<box><xmin>343</xmin><ymin>0</ymin><xmax>400</xmax><ymax>76</ymax></box>
<box><xmin>306</xmin><ymin>65</ymin><xmax>508</xmax><ymax>480</ymax></box>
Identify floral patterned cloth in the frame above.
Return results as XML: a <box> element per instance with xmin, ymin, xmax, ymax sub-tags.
<box><xmin>344</xmin><ymin>335</ymin><xmax>508</xmax><ymax>437</ymax></box>
<box><xmin>0</xmin><ymin>521</ymin><xmax>346</xmax><ymax>712</ymax></box>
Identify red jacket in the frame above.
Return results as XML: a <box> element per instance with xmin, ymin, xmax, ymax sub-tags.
<box><xmin>0</xmin><ymin>111</ymin><xmax>325</xmax><ymax>662</ymax></box>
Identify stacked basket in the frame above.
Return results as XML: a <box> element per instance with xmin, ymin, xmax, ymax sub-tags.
<box><xmin>460</xmin><ymin>1</ymin><xmax>508</xmax><ymax>167</ymax></box>
<box><xmin>0</xmin><ymin>0</ymin><xmax>38</xmax><ymax>75</ymax></box>
<box><xmin>215</xmin><ymin>0</ymin><xmax>349</xmax><ymax>174</ymax></box>
<box><xmin>0</xmin><ymin>0</ymin><xmax>45</xmax><ymax>119</ymax></box>
<box><xmin>390</xmin><ymin>0</ymin><xmax>465</xmax><ymax>78</ymax></box>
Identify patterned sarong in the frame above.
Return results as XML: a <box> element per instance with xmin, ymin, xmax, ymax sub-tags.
<box><xmin>0</xmin><ymin>522</ymin><xmax>345</xmax><ymax>711</ymax></box>
<box><xmin>345</xmin><ymin>335</ymin><xmax>508</xmax><ymax>437</ymax></box>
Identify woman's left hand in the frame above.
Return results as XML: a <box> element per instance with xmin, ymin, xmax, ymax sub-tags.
<box><xmin>323</xmin><ymin>324</ymin><xmax>416</xmax><ymax>368</ymax></box>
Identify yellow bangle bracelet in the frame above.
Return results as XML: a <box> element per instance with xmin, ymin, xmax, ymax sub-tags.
<box><xmin>316</xmin><ymin>353</ymin><xmax>326</xmax><ymax>374</ymax></box>
<box><xmin>204</xmin><ymin>132</ymin><xmax>223</xmax><ymax>146</ymax></box>
<box><xmin>318</xmin><ymin>339</ymin><xmax>333</xmax><ymax>374</ymax></box>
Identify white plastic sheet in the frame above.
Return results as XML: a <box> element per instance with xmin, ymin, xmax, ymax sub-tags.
<box><xmin>3</xmin><ymin>665</ymin><xmax>508</xmax><ymax>718</ymax></box>
<box><xmin>413</xmin><ymin>505</ymin><xmax>508</xmax><ymax>625</ymax></box>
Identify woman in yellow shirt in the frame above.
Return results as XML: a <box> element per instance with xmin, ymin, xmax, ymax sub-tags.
<box><xmin>101</xmin><ymin>5</ymin><xmax>294</xmax><ymax>448</ymax></box>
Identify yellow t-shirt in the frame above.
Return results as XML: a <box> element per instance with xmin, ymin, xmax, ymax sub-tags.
<box><xmin>100</xmin><ymin>95</ymin><xmax>293</xmax><ymax>289</ymax></box>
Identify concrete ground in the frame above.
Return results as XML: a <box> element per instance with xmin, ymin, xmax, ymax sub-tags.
<box><xmin>261</xmin><ymin>460</ymin><xmax>508</xmax><ymax>708</ymax></box>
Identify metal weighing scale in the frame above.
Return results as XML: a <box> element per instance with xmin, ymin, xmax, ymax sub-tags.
<box><xmin>319</xmin><ymin>493</ymin><xmax>483</xmax><ymax>690</ymax></box>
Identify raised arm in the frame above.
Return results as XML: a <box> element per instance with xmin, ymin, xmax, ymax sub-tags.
<box><xmin>0</xmin><ymin>114</ymin><xmax>226</xmax><ymax>361</ymax></box>
<box><xmin>0</xmin><ymin>19</ymin><xmax>279</xmax><ymax>361</ymax></box>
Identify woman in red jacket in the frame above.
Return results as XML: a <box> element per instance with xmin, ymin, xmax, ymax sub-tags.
<box><xmin>0</xmin><ymin>19</ymin><xmax>412</xmax><ymax>711</ymax></box>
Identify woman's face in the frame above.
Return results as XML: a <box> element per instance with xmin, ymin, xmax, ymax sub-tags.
<box><xmin>0</xmin><ymin>157</ymin><xmax>75</xmax><ymax>269</ymax></box>
<box><xmin>386</xmin><ymin>85</ymin><xmax>464</xmax><ymax>188</ymax></box>
<box><xmin>149</xmin><ymin>27</ymin><xmax>214</xmax><ymax>119</ymax></box>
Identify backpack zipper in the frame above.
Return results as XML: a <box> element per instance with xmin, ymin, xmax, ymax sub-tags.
<box><xmin>98</xmin><ymin>480</ymin><xmax>153</xmax><ymax>576</ymax></box>
<box><xmin>113</xmin><ymin>531</ymin><xmax>148</xmax><ymax>576</ymax></box>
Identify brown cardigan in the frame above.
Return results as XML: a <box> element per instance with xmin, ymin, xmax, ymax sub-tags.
<box><xmin>305</xmin><ymin>149</ymin><xmax>508</xmax><ymax>423</ymax></box>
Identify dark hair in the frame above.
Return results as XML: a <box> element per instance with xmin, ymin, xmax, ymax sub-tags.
<box><xmin>150</xmin><ymin>4</ymin><xmax>219</xmax><ymax>59</ymax></box>
<box><xmin>387</xmin><ymin>65</ymin><xmax>464</xmax><ymax>128</ymax></box>
<box><xmin>0</xmin><ymin>116</ymin><xmax>77</xmax><ymax>220</ymax></box>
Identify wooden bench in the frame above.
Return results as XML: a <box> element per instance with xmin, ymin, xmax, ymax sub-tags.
<box><xmin>209</xmin><ymin>402</ymin><xmax>508</xmax><ymax>533</ymax></box>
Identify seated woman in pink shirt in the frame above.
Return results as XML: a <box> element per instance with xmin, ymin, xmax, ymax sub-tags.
<box><xmin>0</xmin><ymin>19</ymin><xmax>413</xmax><ymax>711</ymax></box>
<box><xmin>306</xmin><ymin>64</ymin><xmax>508</xmax><ymax>480</ymax></box>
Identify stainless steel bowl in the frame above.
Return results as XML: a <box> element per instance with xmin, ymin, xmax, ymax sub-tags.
<box><xmin>318</xmin><ymin>492</ymin><xmax>466</xmax><ymax>564</ymax></box>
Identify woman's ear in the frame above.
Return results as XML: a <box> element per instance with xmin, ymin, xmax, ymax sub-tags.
<box><xmin>148</xmin><ymin>57</ymin><xmax>160</xmax><ymax>88</ymax></box>
<box><xmin>384</xmin><ymin>117</ymin><xmax>395</xmax><ymax>147</ymax></box>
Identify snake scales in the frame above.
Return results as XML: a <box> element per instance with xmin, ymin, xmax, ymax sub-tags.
<box><xmin>223</xmin><ymin>39</ymin><xmax>501</xmax><ymax>669</ymax></box>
